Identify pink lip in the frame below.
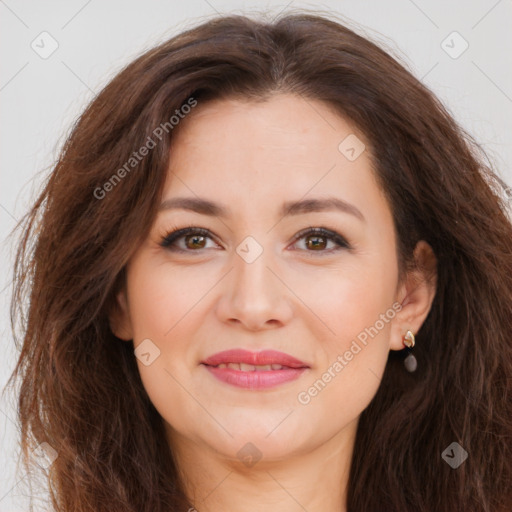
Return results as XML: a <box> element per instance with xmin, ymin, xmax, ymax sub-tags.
<box><xmin>201</xmin><ymin>349</ymin><xmax>309</xmax><ymax>390</ymax></box>
<box><xmin>202</xmin><ymin>349</ymin><xmax>309</xmax><ymax>368</ymax></box>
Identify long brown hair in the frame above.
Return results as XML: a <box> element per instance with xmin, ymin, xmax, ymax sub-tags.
<box><xmin>7</xmin><ymin>10</ymin><xmax>512</xmax><ymax>511</ymax></box>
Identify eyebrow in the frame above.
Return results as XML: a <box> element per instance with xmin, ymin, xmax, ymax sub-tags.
<box><xmin>158</xmin><ymin>196</ymin><xmax>365</xmax><ymax>222</ymax></box>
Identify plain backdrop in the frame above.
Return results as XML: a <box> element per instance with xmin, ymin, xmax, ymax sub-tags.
<box><xmin>1</xmin><ymin>0</ymin><xmax>511</xmax><ymax>509</ymax></box>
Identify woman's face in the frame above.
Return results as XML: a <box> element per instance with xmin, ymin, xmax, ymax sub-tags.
<box><xmin>112</xmin><ymin>93</ymin><xmax>434</xmax><ymax>467</ymax></box>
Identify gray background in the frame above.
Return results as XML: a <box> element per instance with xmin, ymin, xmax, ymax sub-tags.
<box><xmin>1</xmin><ymin>0</ymin><xmax>511</xmax><ymax>509</ymax></box>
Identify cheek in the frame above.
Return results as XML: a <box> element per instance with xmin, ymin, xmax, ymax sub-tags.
<box><xmin>298</xmin><ymin>253</ymin><xmax>397</xmax><ymax>403</ymax></box>
<box><xmin>302</xmin><ymin>254</ymin><xmax>397</xmax><ymax>345</ymax></box>
<box><xmin>127</xmin><ymin>258</ymin><xmax>210</xmax><ymax>340</ymax></box>
<box><xmin>294</xmin><ymin>269</ymin><xmax>395</xmax><ymax>428</ymax></box>
<box><xmin>125</xmin><ymin>258</ymin><xmax>214</xmax><ymax>421</ymax></box>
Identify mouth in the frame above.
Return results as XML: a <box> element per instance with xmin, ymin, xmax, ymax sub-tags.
<box><xmin>208</xmin><ymin>362</ymin><xmax>295</xmax><ymax>371</ymax></box>
<box><xmin>201</xmin><ymin>349</ymin><xmax>310</xmax><ymax>389</ymax></box>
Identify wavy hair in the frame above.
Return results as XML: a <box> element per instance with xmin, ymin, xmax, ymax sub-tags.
<box><xmin>7</xmin><ymin>11</ymin><xmax>512</xmax><ymax>512</ymax></box>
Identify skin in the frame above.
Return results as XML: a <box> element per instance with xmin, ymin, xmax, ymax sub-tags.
<box><xmin>110</xmin><ymin>93</ymin><xmax>437</xmax><ymax>512</ymax></box>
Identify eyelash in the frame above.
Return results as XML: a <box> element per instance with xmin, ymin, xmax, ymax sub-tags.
<box><xmin>159</xmin><ymin>225</ymin><xmax>351</xmax><ymax>255</ymax></box>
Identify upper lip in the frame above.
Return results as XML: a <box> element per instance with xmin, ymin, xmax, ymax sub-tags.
<box><xmin>201</xmin><ymin>349</ymin><xmax>309</xmax><ymax>368</ymax></box>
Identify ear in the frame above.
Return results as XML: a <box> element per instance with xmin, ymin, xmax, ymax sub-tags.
<box><xmin>108</xmin><ymin>286</ymin><xmax>134</xmax><ymax>341</ymax></box>
<box><xmin>389</xmin><ymin>240</ymin><xmax>437</xmax><ymax>351</ymax></box>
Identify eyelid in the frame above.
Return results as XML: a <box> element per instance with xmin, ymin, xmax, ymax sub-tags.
<box><xmin>160</xmin><ymin>225</ymin><xmax>221</xmax><ymax>250</ymax></box>
<box><xmin>290</xmin><ymin>226</ymin><xmax>351</xmax><ymax>252</ymax></box>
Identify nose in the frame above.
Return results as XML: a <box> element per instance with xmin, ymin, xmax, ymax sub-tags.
<box><xmin>215</xmin><ymin>243</ymin><xmax>294</xmax><ymax>331</ymax></box>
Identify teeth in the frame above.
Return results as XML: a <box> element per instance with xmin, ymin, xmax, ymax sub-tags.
<box><xmin>215</xmin><ymin>363</ymin><xmax>285</xmax><ymax>371</ymax></box>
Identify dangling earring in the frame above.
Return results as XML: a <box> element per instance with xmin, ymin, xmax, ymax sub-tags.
<box><xmin>403</xmin><ymin>329</ymin><xmax>417</xmax><ymax>372</ymax></box>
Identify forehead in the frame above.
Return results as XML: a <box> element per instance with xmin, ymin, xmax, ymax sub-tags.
<box><xmin>170</xmin><ymin>93</ymin><xmax>360</xmax><ymax>157</ymax></box>
<box><xmin>163</xmin><ymin>94</ymin><xmax>386</xmax><ymax>223</ymax></box>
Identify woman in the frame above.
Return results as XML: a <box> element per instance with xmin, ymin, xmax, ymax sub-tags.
<box><xmin>8</xmin><ymin>11</ymin><xmax>512</xmax><ymax>512</ymax></box>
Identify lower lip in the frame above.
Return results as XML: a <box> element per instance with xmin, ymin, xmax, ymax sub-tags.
<box><xmin>202</xmin><ymin>364</ymin><xmax>308</xmax><ymax>389</ymax></box>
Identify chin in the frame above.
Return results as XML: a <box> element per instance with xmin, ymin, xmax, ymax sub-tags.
<box><xmin>209</xmin><ymin>419</ymin><xmax>311</xmax><ymax>458</ymax></box>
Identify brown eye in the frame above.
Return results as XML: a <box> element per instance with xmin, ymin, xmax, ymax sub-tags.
<box><xmin>184</xmin><ymin>234</ymin><xmax>207</xmax><ymax>249</ymax></box>
<box><xmin>305</xmin><ymin>234</ymin><xmax>328</xmax><ymax>250</ymax></box>
<box><xmin>161</xmin><ymin>227</ymin><xmax>218</xmax><ymax>252</ymax></box>
<box><xmin>292</xmin><ymin>227</ymin><xmax>351</xmax><ymax>255</ymax></box>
